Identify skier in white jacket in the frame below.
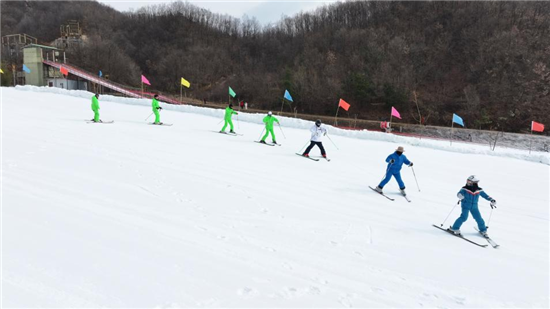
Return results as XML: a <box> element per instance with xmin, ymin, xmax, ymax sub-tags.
<box><xmin>302</xmin><ymin>119</ymin><xmax>328</xmax><ymax>158</ymax></box>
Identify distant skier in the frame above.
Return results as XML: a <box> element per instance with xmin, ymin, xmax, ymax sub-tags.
<box><xmin>302</xmin><ymin>119</ymin><xmax>328</xmax><ymax>158</ymax></box>
<box><xmin>220</xmin><ymin>103</ymin><xmax>238</xmax><ymax>133</ymax></box>
<box><xmin>449</xmin><ymin>175</ymin><xmax>496</xmax><ymax>237</ymax></box>
<box><xmin>152</xmin><ymin>94</ymin><xmax>163</xmax><ymax>125</ymax></box>
<box><xmin>91</xmin><ymin>93</ymin><xmax>101</xmax><ymax>122</ymax></box>
<box><xmin>259</xmin><ymin>111</ymin><xmax>280</xmax><ymax>144</ymax></box>
<box><xmin>374</xmin><ymin>146</ymin><xmax>413</xmax><ymax>196</ymax></box>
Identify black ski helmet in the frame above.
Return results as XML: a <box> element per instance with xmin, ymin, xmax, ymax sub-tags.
<box><xmin>315</xmin><ymin>119</ymin><xmax>322</xmax><ymax>126</ymax></box>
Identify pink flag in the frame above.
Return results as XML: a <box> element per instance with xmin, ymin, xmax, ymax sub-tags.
<box><xmin>141</xmin><ymin>74</ymin><xmax>151</xmax><ymax>86</ymax></box>
<box><xmin>60</xmin><ymin>66</ymin><xmax>69</xmax><ymax>76</ymax></box>
<box><xmin>532</xmin><ymin>121</ymin><xmax>545</xmax><ymax>132</ymax></box>
<box><xmin>338</xmin><ymin>98</ymin><xmax>350</xmax><ymax>111</ymax></box>
<box><xmin>391</xmin><ymin>106</ymin><xmax>401</xmax><ymax>119</ymax></box>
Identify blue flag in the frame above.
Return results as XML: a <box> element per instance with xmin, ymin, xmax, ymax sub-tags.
<box><xmin>452</xmin><ymin>113</ymin><xmax>464</xmax><ymax>127</ymax></box>
<box><xmin>284</xmin><ymin>90</ymin><xmax>293</xmax><ymax>102</ymax></box>
<box><xmin>22</xmin><ymin>64</ymin><xmax>31</xmax><ymax>73</ymax></box>
<box><xmin>99</xmin><ymin>70</ymin><xmax>103</xmax><ymax>77</ymax></box>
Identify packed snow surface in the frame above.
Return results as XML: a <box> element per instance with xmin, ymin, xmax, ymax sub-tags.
<box><xmin>2</xmin><ymin>86</ymin><xmax>549</xmax><ymax>307</ymax></box>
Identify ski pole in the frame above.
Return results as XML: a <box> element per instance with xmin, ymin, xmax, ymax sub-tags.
<box><xmin>411</xmin><ymin>166</ymin><xmax>421</xmax><ymax>192</ymax></box>
<box><xmin>278</xmin><ymin>123</ymin><xmax>287</xmax><ymax>139</ymax></box>
<box><xmin>326</xmin><ymin>134</ymin><xmax>339</xmax><ymax>150</ymax></box>
<box><xmin>440</xmin><ymin>200</ymin><xmax>460</xmax><ymax>227</ymax></box>
<box><xmin>257</xmin><ymin>128</ymin><xmax>265</xmax><ymax>141</ymax></box>
<box><xmin>298</xmin><ymin>140</ymin><xmax>310</xmax><ymax>153</ymax></box>
<box><xmin>145</xmin><ymin>112</ymin><xmax>154</xmax><ymax>121</ymax></box>
<box><xmin>378</xmin><ymin>162</ymin><xmax>393</xmax><ymax>184</ymax></box>
<box><xmin>487</xmin><ymin>207</ymin><xmax>494</xmax><ymax>228</ymax></box>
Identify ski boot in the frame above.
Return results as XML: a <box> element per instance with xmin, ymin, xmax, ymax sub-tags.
<box><xmin>448</xmin><ymin>227</ymin><xmax>461</xmax><ymax>236</ymax></box>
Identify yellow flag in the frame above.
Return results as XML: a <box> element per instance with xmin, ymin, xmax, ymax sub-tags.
<box><xmin>0</xmin><ymin>69</ymin><xmax>3</xmax><ymax>74</ymax></box>
<box><xmin>181</xmin><ymin>77</ymin><xmax>190</xmax><ymax>88</ymax></box>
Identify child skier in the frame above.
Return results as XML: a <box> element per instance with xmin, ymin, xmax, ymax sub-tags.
<box><xmin>302</xmin><ymin>119</ymin><xmax>328</xmax><ymax>158</ymax></box>
<box><xmin>220</xmin><ymin>104</ymin><xmax>238</xmax><ymax>133</ymax></box>
<box><xmin>152</xmin><ymin>94</ymin><xmax>163</xmax><ymax>124</ymax></box>
<box><xmin>91</xmin><ymin>93</ymin><xmax>101</xmax><ymax>122</ymax></box>
<box><xmin>449</xmin><ymin>175</ymin><xmax>496</xmax><ymax>237</ymax></box>
<box><xmin>260</xmin><ymin>111</ymin><xmax>280</xmax><ymax>144</ymax></box>
<box><xmin>374</xmin><ymin>146</ymin><xmax>413</xmax><ymax>196</ymax></box>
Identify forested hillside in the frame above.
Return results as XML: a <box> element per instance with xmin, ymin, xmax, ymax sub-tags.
<box><xmin>2</xmin><ymin>0</ymin><xmax>549</xmax><ymax>132</ymax></box>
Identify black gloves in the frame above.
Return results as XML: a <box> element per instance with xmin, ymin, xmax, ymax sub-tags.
<box><xmin>389</xmin><ymin>159</ymin><xmax>395</xmax><ymax>164</ymax></box>
<box><xmin>409</xmin><ymin>162</ymin><xmax>414</xmax><ymax>167</ymax></box>
<box><xmin>490</xmin><ymin>199</ymin><xmax>497</xmax><ymax>209</ymax></box>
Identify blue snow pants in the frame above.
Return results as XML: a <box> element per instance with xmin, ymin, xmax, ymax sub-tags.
<box><xmin>452</xmin><ymin>204</ymin><xmax>486</xmax><ymax>232</ymax></box>
<box><xmin>378</xmin><ymin>171</ymin><xmax>405</xmax><ymax>189</ymax></box>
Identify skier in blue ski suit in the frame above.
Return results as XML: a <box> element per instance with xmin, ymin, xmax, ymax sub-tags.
<box><xmin>449</xmin><ymin>175</ymin><xmax>496</xmax><ymax>236</ymax></box>
<box><xmin>374</xmin><ymin>146</ymin><xmax>413</xmax><ymax>196</ymax></box>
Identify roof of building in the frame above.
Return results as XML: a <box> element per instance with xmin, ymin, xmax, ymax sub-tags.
<box><xmin>23</xmin><ymin>44</ymin><xmax>61</xmax><ymax>51</ymax></box>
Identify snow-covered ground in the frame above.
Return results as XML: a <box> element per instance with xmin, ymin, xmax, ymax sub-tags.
<box><xmin>2</xmin><ymin>86</ymin><xmax>549</xmax><ymax>308</ymax></box>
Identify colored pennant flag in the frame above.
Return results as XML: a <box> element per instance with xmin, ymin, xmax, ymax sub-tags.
<box><xmin>229</xmin><ymin>86</ymin><xmax>236</xmax><ymax>98</ymax></box>
<box><xmin>284</xmin><ymin>90</ymin><xmax>293</xmax><ymax>102</ymax></box>
<box><xmin>99</xmin><ymin>70</ymin><xmax>103</xmax><ymax>77</ymax></box>
<box><xmin>0</xmin><ymin>68</ymin><xmax>3</xmax><ymax>74</ymax></box>
<box><xmin>391</xmin><ymin>106</ymin><xmax>401</xmax><ymax>119</ymax></box>
<box><xmin>60</xmin><ymin>66</ymin><xmax>69</xmax><ymax>76</ymax></box>
<box><xmin>452</xmin><ymin>113</ymin><xmax>465</xmax><ymax>127</ymax></box>
<box><xmin>22</xmin><ymin>64</ymin><xmax>31</xmax><ymax>73</ymax></box>
<box><xmin>338</xmin><ymin>98</ymin><xmax>350</xmax><ymax>111</ymax></box>
<box><xmin>531</xmin><ymin>121</ymin><xmax>545</xmax><ymax>133</ymax></box>
<box><xmin>141</xmin><ymin>74</ymin><xmax>151</xmax><ymax>86</ymax></box>
<box><xmin>181</xmin><ymin>77</ymin><xmax>190</xmax><ymax>88</ymax></box>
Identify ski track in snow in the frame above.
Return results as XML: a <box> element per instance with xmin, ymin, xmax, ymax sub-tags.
<box><xmin>2</xmin><ymin>86</ymin><xmax>549</xmax><ymax>307</ymax></box>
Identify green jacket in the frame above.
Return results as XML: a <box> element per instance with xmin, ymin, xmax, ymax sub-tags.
<box><xmin>224</xmin><ymin>107</ymin><xmax>237</xmax><ymax>120</ymax></box>
<box><xmin>263</xmin><ymin>115</ymin><xmax>279</xmax><ymax>129</ymax></box>
<box><xmin>91</xmin><ymin>95</ymin><xmax>99</xmax><ymax>111</ymax></box>
<box><xmin>152</xmin><ymin>98</ymin><xmax>160</xmax><ymax>111</ymax></box>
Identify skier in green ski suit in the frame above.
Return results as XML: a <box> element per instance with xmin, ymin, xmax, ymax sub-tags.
<box><xmin>91</xmin><ymin>93</ymin><xmax>101</xmax><ymax>122</ymax></box>
<box><xmin>152</xmin><ymin>94</ymin><xmax>163</xmax><ymax>124</ymax></box>
<box><xmin>220</xmin><ymin>104</ymin><xmax>238</xmax><ymax>133</ymax></box>
<box><xmin>260</xmin><ymin>111</ymin><xmax>280</xmax><ymax>144</ymax></box>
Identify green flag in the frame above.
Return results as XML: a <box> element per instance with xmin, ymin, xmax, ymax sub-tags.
<box><xmin>229</xmin><ymin>86</ymin><xmax>236</xmax><ymax>98</ymax></box>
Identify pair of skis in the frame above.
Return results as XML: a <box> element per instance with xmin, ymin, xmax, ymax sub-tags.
<box><xmin>255</xmin><ymin>141</ymin><xmax>281</xmax><ymax>146</ymax></box>
<box><xmin>295</xmin><ymin>153</ymin><xmax>330</xmax><ymax>162</ymax></box>
<box><xmin>86</xmin><ymin>120</ymin><xmax>174</xmax><ymax>126</ymax></box>
<box><xmin>86</xmin><ymin>120</ymin><xmax>114</xmax><ymax>124</ymax></box>
<box><xmin>368</xmin><ymin>186</ymin><xmax>410</xmax><ymax>202</ymax></box>
<box><xmin>432</xmin><ymin>225</ymin><xmax>499</xmax><ymax>248</ymax></box>
<box><xmin>216</xmin><ymin>131</ymin><xmax>243</xmax><ymax>136</ymax></box>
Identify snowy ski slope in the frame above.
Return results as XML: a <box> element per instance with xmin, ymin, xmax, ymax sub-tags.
<box><xmin>2</xmin><ymin>86</ymin><xmax>549</xmax><ymax>307</ymax></box>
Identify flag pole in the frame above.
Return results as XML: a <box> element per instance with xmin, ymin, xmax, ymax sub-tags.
<box><xmin>280</xmin><ymin>98</ymin><xmax>285</xmax><ymax>114</ymax></box>
<box><xmin>180</xmin><ymin>84</ymin><xmax>182</xmax><ymax>103</ymax></box>
<box><xmin>389</xmin><ymin>111</ymin><xmax>393</xmax><ymax>133</ymax></box>
<box><xmin>141</xmin><ymin>81</ymin><xmax>143</xmax><ymax>98</ymax></box>
<box><xmin>529</xmin><ymin>120</ymin><xmax>533</xmax><ymax>154</ymax></box>
<box><xmin>450</xmin><ymin>119</ymin><xmax>454</xmax><ymax>146</ymax></box>
<box><xmin>334</xmin><ymin>103</ymin><xmax>340</xmax><ymax>126</ymax></box>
